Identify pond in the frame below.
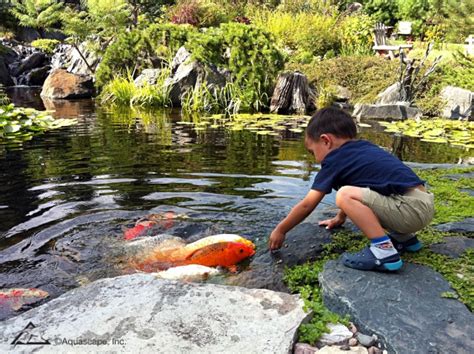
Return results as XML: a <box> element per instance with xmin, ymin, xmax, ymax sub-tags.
<box><xmin>0</xmin><ymin>88</ymin><xmax>471</xmax><ymax>312</ymax></box>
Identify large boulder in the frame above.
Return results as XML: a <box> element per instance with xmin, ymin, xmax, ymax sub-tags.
<box><xmin>134</xmin><ymin>68</ymin><xmax>163</xmax><ymax>87</ymax></box>
<box><xmin>0</xmin><ymin>275</ymin><xmax>310</xmax><ymax>353</ymax></box>
<box><xmin>13</xmin><ymin>52</ymin><xmax>48</xmax><ymax>77</ymax></box>
<box><xmin>0</xmin><ymin>58</ymin><xmax>14</xmax><ymax>86</ymax></box>
<box><xmin>376</xmin><ymin>82</ymin><xmax>401</xmax><ymax>104</ymax></box>
<box><xmin>353</xmin><ymin>103</ymin><xmax>420</xmax><ymax>121</ymax></box>
<box><xmin>51</xmin><ymin>43</ymin><xmax>99</xmax><ymax>76</ymax></box>
<box><xmin>164</xmin><ymin>46</ymin><xmax>227</xmax><ymax>106</ymax></box>
<box><xmin>319</xmin><ymin>261</ymin><xmax>474</xmax><ymax>353</ymax></box>
<box><xmin>440</xmin><ymin>86</ymin><xmax>473</xmax><ymax>120</ymax></box>
<box><xmin>41</xmin><ymin>69</ymin><xmax>94</xmax><ymax>99</ymax></box>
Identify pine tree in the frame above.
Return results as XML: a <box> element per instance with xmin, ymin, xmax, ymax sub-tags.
<box><xmin>10</xmin><ymin>0</ymin><xmax>64</xmax><ymax>37</ymax></box>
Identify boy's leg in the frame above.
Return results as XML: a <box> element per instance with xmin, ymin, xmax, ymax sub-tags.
<box><xmin>335</xmin><ymin>186</ymin><xmax>402</xmax><ymax>271</ymax></box>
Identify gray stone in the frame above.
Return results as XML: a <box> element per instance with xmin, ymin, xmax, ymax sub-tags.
<box><xmin>319</xmin><ymin>261</ymin><xmax>474</xmax><ymax>354</ymax></box>
<box><xmin>353</xmin><ymin>103</ymin><xmax>420</xmax><ymax>121</ymax></box>
<box><xmin>376</xmin><ymin>83</ymin><xmax>401</xmax><ymax>105</ymax></box>
<box><xmin>434</xmin><ymin>218</ymin><xmax>474</xmax><ymax>234</ymax></box>
<box><xmin>319</xmin><ymin>323</ymin><xmax>353</xmax><ymax>346</ymax></box>
<box><xmin>24</xmin><ymin>65</ymin><xmax>51</xmax><ymax>86</ymax></box>
<box><xmin>14</xmin><ymin>52</ymin><xmax>47</xmax><ymax>77</ymax></box>
<box><xmin>440</xmin><ymin>86</ymin><xmax>473</xmax><ymax>120</ymax></box>
<box><xmin>430</xmin><ymin>236</ymin><xmax>474</xmax><ymax>258</ymax></box>
<box><xmin>171</xmin><ymin>46</ymin><xmax>192</xmax><ymax>73</ymax></box>
<box><xmin>356</xmin><ymin>333</ymin><xmax>376</xmax><ymax>347</ymax></box>
<box><xmin>318</xmin><ymin>346</ymin><xmax>368</xmax><ymax>354</ymax></box>
<box><xmin>0</xmin><ymin>58</ymin><xmax>13</xmax><ymax>86</ymax></box>
<box><xmin>134</xmin><ymin>68</ymin><xmax>163</xmax><ymax>87</ymax></box>
<box><xmin>41</xmin><ymin>69</ymin><xmax>94</xmax><ymax>99</ymax></box>
<box><xmin>294</xmin><ymin>342</ymin><xmax>319</xmax><ymax>354</ymax></box>
<box><xmin>0</xmin><ymin>275</ymin><xmax>310</xmax><ymax>353</ymax></box>
<box><xmin>51</xmin><ymin>43</ymin><xmax>99</xmax><ymax>76</ymax></box>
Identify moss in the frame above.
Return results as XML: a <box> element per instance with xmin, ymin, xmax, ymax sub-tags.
<box><xmin>284</xmin><ymin>167</ymin><xmax>474</xmax><ymax>343</ymax></box>
<box><xmin>416</xmin><ymin>167</ymin><xmax>474</xmax><ymax>224</ymax></box>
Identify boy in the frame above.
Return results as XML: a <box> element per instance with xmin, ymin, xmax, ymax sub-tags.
<box><xmin>268</xmin><ymin>108</ymin><xmax>434</xmax><ymax>271</ymax></box>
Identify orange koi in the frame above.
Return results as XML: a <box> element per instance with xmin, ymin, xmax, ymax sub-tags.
<box><xmin>135</xmin><ymin>241</ymin><xmax>255</xmax><ymax>272</ymax></box>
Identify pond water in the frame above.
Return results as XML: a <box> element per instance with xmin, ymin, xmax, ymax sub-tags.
<box><xmin>0</xmin><ymin>88</ymin><xmax>471</xmax><ymax>311</ymax></box>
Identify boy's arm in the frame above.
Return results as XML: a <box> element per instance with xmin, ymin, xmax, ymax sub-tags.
<box><xmin>269</xmin><ymin>189</ymin><xmax>325</xmax><ymax>250</ymax></box>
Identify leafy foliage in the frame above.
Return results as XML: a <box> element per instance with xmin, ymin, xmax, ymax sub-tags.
<box><xmin>10</xmin><ymin>0</ymin><xmax>63</xmax><ymax>36</ymax></box>
<box><xmin>31</xmin><ymin>38</ymin><xmax>59</xmax><ymax>54</ymax></box>
<box><xmin>0</xmin><ymin>104</ymin><xmax>77</xmax><ymax>143</ymax></box>
<box><xmin>168</xmin><ymin>0</ymin><xmax>229</xmax><ymax>27</ymax></box>
<box><xmin>144</xmin><ymin>23</ymin><xmax>197</xmax><ymax>62</ymax></box>
<box><xmin>339</xmin><ymin>14</ymin><xmax>375</xmax><ymax>56</ymax></box>
<box><xmin>95</xmin><ymin>30</ymin><xmax>149</xmax><ymax>88</ymax></box>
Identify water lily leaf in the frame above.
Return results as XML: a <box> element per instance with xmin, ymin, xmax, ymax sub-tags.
<box><xmin>420</xmin><ymin>138</ymin><xmax>448</xmax><ymax>143</ymax></box>
<box><xmin>4</xmin><ymin>124</ymin><xmax>21</xmax><ymax>133</ymax></box>
<box><xmin>358</xmin><ymin>123</ymin><xmax>372</xmax><ymax>128</ymax></box>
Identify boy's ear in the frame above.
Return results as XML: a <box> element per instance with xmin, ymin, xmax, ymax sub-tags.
<box><xmin>319</xmin><ymin>134</ymin><xmax>331</xmax><ymax>146</ymax></box>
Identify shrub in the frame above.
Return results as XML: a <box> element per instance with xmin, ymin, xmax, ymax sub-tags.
<box><xmin>251</xmin><ymin>10</ymin><xmax>339</xmax><ymax>61</ymax></box>
<box><xmin>289</xmin><ymin>56</ymin><xmax>398</xmax><ymax>103</ymax></box>
<box><xmin>339</xmin><ymin>14</ymin><xmax>375</xmax><ymax>56</ymax></box>
<box><xmin>168</xmin><ymin>0</ymin><xmax>230</xmax><ymax>27</ymax></box>
<box><xmin>186</xmin><ymin>22</ymin><xmax>285</xmax><ymax>111</ymax></box>
<box><xmin>31</xmin><ymin>39</ymin><xmax>60</xmax><ymax>54</ymax></box>
<box><xmin>144</xmin><ymin>23</ymin><xmax>197</xmax><ymax>62</ymax></box>
<box><xmin>95</xmin><ymin>30</ymin><xmax>149</xmax><ymax>89</ymax></box>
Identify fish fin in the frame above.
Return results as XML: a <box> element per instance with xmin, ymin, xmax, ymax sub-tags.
<box><xmin>184</xmin><ymin>248</ymin><xmax>202</xmax><ymax>260</ymax></box>
<box><xmin>227</xmin><ymin>265</ymin><xmax>238</xmax><ymax>273</ymax></box>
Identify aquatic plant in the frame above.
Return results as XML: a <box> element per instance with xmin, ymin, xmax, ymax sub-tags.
<box><xmin>0</xmin><ymin>104</ymin><xmax>77</xmax><ymax>143</ymax></box>
<box><xmin>380</xmin><ymin>119</ymin><xmax>474</xmax><ymax>149</ymax></box>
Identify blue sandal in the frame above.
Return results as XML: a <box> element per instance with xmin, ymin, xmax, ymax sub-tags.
<box><xmin>341</xmin><ymin>246</ymin><xmax>403</xmax><ymax>272</ymax></box>
<box><xmin>388</xmin><ymin>234</ymin><xmax>423</xmax><ymax>253</ymax></box>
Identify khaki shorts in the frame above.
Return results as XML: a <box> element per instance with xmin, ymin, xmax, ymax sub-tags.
<box><xmin>361</xmin><ymin>187</ymin><xmax>435</xmax><ymax>234</ymax></box>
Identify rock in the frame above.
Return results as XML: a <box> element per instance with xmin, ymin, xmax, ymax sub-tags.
<box><xmin>171</xmin><ymin>46</ymin><xmax>192</xmax><ymax>73</ymax></box>
<box><xmin>333</xmin><ymin>85</ymin><xmax>352</xmax><ymax>102</ymax></box>
<box><xmin>164</xmin><ymin>54</ymin><xmax>227</xmax><ymax>107</ymax></box>
<box><xmin>319</xmin><ymin>323</ymin><xmax>353</xmax><ymax>346</ymax></box>
<box><xmin>349</xmin><ymin>323</ymin><xmax>358</xmax><ymax>334</ymax></box>
<box><xmin>375</xmin><ymin>83</ymin><xmax>401</xmax><ymax>105</ymax></box>
<box><xmin>51</xmin><ymin>43</ymin><xmax>99</xmax><ymax>76</ymax></box>
<box><xmin>429</xmin><ymin>236</ymin><xmax>474</xmax><ymax>258</ymax></box>
<box><xmin>367</xmin><ymin>346</ymin><xmax>382</xmax><ymax>354</ymax></box>
<box><xmin>41</xmin><ymin>69</ymin><xmax>94</xmax><ymax>99</ymax></box>
<box><xmin>349</xmin><ymin>338</ymin><xmax>358</xmax><ymax>346</ymax></box>
<box><xmin>24</xmin><ymin>65</ymin><xmax>51</xmax><ymax>86</ymax></box>
<box><xmin>134</xmin><ymin>68</ymin><xmax>163</xmax><ymax>87</ymax></box>
<box><xmin>319</xmin><ymin>261</ymin><xmax>474</xmax><ymax>353</ymax></box>
<box><xmin>0</xmin><ymin>275</ymin><xmax>310</xmax><ymax>353</ymax></box>
<box><xmin>356</xmin><ymin>333</ymin><xmax>376</xmax><ymax>347</ymax></box>
<box><xmin>295</xmin><ymin>342</ymin><xmax>319</xmax><ymax>354</ymax></box>
<box><xmin>318</xmin><ymin>346</ymin><xmax>368</xmax><ymax>354</ymax></box>
<box><xmin>440</xmin><ymin>86</ymin><xmax>473</xmax><ymax>120</ymax></box>
<box><xmin>0</xmin><ymin>58</ymin><xmax>14</xmax><ymax>86</ymax></box>
<box><xmin>353</xmin><ymin>103</ymin><xmax>420</xmax><ymax>121</ymax></box>
<box><xmin>13</xmin><ymin>52</ymin><xmax>48</xmax><ymax>77</ymax></box>
<box><xmin>434</xmin><ymin>218</ymin><xmax>474</xmax><ymax>235</ymax></box>
<box><xmin>270</xmin><ymin>71</ymin><xmax>315</xmax><ymax>114</ymax></box>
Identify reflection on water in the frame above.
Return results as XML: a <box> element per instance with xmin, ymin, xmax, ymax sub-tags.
<box><xmin>0</xmin><ymin>88</ymin><xmax>471</xmax><ymax>316</ymax></box>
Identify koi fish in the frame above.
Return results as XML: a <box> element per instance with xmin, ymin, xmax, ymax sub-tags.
<box><xmin>155</xmin><ymin>265</ymin><xmax>220</xmax><ymax>281</ymax></box>
<box><xmin>135</xmin><ymin>241</ymin><xmax>255</xmax><ymax>272</ymax></box>
<box><xmin>123</xmin><ymin>212</ymin><xmax>184</xmax><ymax>240</ymax></box>
<box><xmin>0</xmin><ymin>288</ymin><xmax>49</xmax><ymax>312</ymax></box>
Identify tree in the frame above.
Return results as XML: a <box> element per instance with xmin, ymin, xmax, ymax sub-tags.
<box><xmin>10</xmin><ymin>0</ymin><xmax>64</xmax><ymax>37</ymax></box>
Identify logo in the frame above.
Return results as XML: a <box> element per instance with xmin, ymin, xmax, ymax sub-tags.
<box><xmin>11</xmin><ymin>322</ymin><xmax>50</xmax><ymax>346</ymax></box>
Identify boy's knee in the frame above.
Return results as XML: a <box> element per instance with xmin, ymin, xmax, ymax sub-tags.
<box><xmin>335</xmin><ymin>186</ymin><xmax>357</xmax><ymax>207</ymax></box>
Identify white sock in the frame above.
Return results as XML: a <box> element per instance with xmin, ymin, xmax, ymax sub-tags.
<box><xmin>370</xmin><ymin>236</ymin><xmax>398</xmax><ymax>259</ymax></box>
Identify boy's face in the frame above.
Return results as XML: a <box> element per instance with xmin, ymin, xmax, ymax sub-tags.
<box><xmin>305</xmin><ymin>135</ymin><xmax>330</xmax><ymax>163</ymax></box>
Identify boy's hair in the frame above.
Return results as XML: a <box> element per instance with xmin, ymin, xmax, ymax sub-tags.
<box><xmin>306</xmin><ymin>107</ymin><xmax>357</xmax><ymax>141</ymax></box>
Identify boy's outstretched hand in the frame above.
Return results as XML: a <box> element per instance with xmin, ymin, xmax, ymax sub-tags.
<box><xmin>318</xmin><ymin>212</ymin><xmax>346</xmax><ymax>229</ymax></box>
<box><xmin>269</xmin><ymin>229</ymin><xmax>286</xmax><ymax>250</ymax></box>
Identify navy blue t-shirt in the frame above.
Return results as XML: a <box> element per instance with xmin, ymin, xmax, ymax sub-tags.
<box><xmin>311</xmin><ymin>140</ymin><xmax>424</xmax><ymax>196</ymax></box>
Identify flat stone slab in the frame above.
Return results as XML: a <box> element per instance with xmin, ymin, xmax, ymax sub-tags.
<box><xmin>319</xmin><ymin>261</ymin><xmax>474</xmax><ymax>354</ymax></box>
<box><xmin>0</xmin><ymin>274</ymin><xmax>310</xmax><ymax>353</ymax></box>
<box><xmin>430</xmin><ymin>236</ymin><xmax>474</xmax><ymax>258</ymax></box>
<box><xmin>434</xmin><ymin>218</ymin><xmax>474</xmax><ymax>234</ymax></box>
